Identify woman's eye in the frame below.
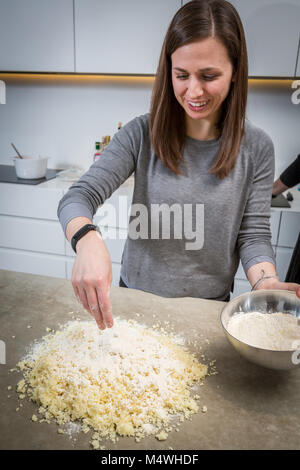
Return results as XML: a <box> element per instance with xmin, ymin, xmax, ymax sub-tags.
<box><xmin>202</xmin><ymin>75</ymin><xmax>217</xmax><ymax>81</ymax></box>
<box><xmin>176</xmin><ymin>75</ymin><xmax>188</xmax><ymax>80</ymax></box>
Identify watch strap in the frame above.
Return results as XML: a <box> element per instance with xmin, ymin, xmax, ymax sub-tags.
<box><xmin>71</xmin><ymin>224</ymin><xmax>100</xmax><ymax>253</ymax></box>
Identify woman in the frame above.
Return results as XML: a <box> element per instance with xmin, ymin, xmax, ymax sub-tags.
<box><xmin>58</xmin><ymin>0</ymin><xmax>300</xmax><ymax>330</ymax></box>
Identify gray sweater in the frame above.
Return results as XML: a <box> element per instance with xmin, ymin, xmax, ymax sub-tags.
<box><xmin>58</xmin><ymin>113</ymin><xmax>275</xmax><ymax>300</ymax></box>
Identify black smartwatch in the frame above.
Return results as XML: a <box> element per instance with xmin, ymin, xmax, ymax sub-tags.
<box><xmin>71</xmin><ymin>224</ymin><xmax>101</xmax><ymax>253</ymax></box>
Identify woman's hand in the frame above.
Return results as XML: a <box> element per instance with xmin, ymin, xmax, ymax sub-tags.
<box><xmin>256</xmin><ymin>277</ymin><xmax>300</xmax><ymax>299</ymax></box>
<box><xmin>71</xmin><ymin>230</ymin><xmax>114</xmax><ymax>330</ymax></box>
<box><xmin>248</xmin><ymin>262</ymin><xmax>300</xmax><ymax>299</ymax></box>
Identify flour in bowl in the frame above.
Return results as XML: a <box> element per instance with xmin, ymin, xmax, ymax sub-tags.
<box><xmin>227</xmin><ymin>312</ymin><xmax>300</xmax><ymax>350</ymax></box>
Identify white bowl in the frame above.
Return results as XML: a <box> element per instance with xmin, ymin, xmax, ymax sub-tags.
<box><xmin>14</xmin><ymin>156</ymin><xmax>48</xmax><ymax>179</ymax></box>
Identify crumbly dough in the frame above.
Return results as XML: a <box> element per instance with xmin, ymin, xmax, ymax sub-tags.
<box><xmin>16</xmin><ymin>318</ymin><xmax>207</xmax><ymax>443</ymax></box>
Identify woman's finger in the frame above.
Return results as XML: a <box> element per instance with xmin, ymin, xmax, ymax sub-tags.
<box><xmin>273</xmin><ymin>281</ymin><xmax>300</xmax><ymax>299</ymax></box>
<box><xmin>73</xmin><ymin>282</ymin><xmax>106</xmax><ymax>329</ymax></box>
<box><xmin>284</xmin><ymin>283</ymin><xmax>300</xmax><ymax>299</ymax></box>
<box><xmin>77</xmin><ymin>285</ymin><xmax>91</xmax><ymax>314</ymax></box>
<box><xmin>72</xmin><ymin>284</ymin><xmax>81</xmax><ymax>305</ymax></box>
<box><xmin>85</xmin><ymin>286</ymin><xmax>105</xmax><ymax>329</ymax></box>
<box><xmin>96</xmin><ymin>285</ymin><xmax>113</xmax><ymax>328</ymax></box>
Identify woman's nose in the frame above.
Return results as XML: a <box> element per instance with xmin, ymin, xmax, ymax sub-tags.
<box><xmin>188</xmin><ymin>78</ymin><xmax>204</xmax><ymax>98</ymax></box>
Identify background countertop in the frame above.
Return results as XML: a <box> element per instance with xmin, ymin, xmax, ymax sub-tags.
<box><xmin>3</xmin><ymin>173</ymin><xmax>299</xmax><ymax>213</ymax></box>
<box><xmin>0</xmin><ymin>270</ymin><xmax>300</xmax><ymax>450</ymax></box>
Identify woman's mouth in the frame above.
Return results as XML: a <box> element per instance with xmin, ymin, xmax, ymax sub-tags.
<box><xmin>186</xmin><ymin>100</ymin><xmax>209</xmax><ymax>112</ymax></box>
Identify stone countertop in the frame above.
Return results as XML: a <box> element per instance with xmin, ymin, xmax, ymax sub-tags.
<box><xmin>0</xmin><ymin>270</ymin><xmax>300</xmax><ymax>450</ymax></box>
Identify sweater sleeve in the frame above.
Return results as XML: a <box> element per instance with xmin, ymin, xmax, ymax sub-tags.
<box><xmin>280</xmin><ymin>154</ymin><xmax>300</xmax><ymax>188</ymax></box>
<box><xmin>238</xmin><ymin>129</ymin><xmax>276</xmax><ymax>274</ymax></box>
<box><xmin>57</xmin><ymin>116</ymin><xmax>144</xmax><ymax>235</ymax></box>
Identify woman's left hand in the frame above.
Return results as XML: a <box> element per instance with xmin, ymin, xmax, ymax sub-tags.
<box><xmin>257</xmin><ymin>278</ymin><xmax>300</xmax><ymax>299</ymax></box>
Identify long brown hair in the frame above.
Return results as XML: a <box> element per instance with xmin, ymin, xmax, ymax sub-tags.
<box><xmin>150</xmin><ymin>0</ymin><xmax>248</xmax><ymax>179</ymax></box>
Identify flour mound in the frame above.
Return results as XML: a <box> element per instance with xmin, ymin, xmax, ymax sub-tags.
<box><xmin>227</xmin><ymin>312</ymin><xmax>300</xmax><ymax>350</ymax></box>
<box><xmin>17</xmin><ymin>318</ymin><xmax>207</xmax><ymax>442</ymax></box>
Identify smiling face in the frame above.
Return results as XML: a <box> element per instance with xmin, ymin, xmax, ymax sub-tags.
<box><xmin>171</xmin><ymin>37</ymin><xmax>234</xmax><ymax>136</ymax></box>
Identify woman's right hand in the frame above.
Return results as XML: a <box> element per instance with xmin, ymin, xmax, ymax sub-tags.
<box><xmin>71</xmin><ymin>230</ymin><xmax>114</xmax><ymax>330</ymax></box>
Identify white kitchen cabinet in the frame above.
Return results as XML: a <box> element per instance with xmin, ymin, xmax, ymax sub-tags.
<box><xmin>0</xmin><ymin>0</ymin><xmax>74</xmax><ymax>72</ymax></box>
<box><xmin>0</xmin><ymin>247</ymin><xmax>66</xmax><ymax>278</ymax></box>
<box><xmin>232</xmin><ymin>279</ymin><xmax>251</xmax><ymax>298</ymax></box>
<box><xmin>229</xmin><ymin>0</ymin><xmax>300</xmax><ymax>77</ymax></box>
<box><xmin>234</xmin><ymin>261</ymin><xmax>247</xmax><ymax>282</ymax></box>
<box><xmin>270</xmin><ymin>211</ymin><xmax>281</xmax><ymax>246</ymax></box>
<box><xmin>0</xmin><ymin>181</ymin><xmax>64</xmax><ymax>220</ymax></box>
<box><xmin>0</xmin><ymin>182</ymin><xmax>66</xmax><ymax>277</ymax></box>
<box><xmin>0</xmin><ymin>215</ymin><xmax>65</xmax><ymax>255</ymax></box>
<box><xmin>0</xmin><ymin>180</ymin><xmax>132</xmax><ymax>281</ymax></box>
<box><xmin>74</xmin><ymin>0</ymin><xmax>181</xmax><ymax>74</ymax></box>
<box><xmin>182</xmin><ymin>0</ymin><xmax>300</xmax><ymax>77</ymax></box>
<box><xmin>277</xmin><ymin>212</ymin><xmax>300</xmax><ymax>248</ymax></box>
<box><xmin>275</xmin><ymin>246</ymin><xmax>294</xmax><ymax>282</ymax></box>
<box><xmin>111</xmin><ymin>263</ymin><xmax>122</xmax><ymax>287</ymax></box>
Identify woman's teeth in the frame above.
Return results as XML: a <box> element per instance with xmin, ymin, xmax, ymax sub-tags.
<box><xmin>188</xmin><ymin>101</ymin><xmax>208</xmax><ymax>107</ymax></box>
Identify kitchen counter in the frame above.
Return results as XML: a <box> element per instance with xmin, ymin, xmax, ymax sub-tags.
<box><xmin>31</xmin><ymin>176</ymin><xmax>300</xmax><ymax>213</ymax></box>
<box><xmin>271</xmin><ymin>186</ymin><xmax>300</xmax><ymax>213</ymax></box>
<box><xmin>0</xmin><ymin>270</ymin><xmax>300</xmax><ymax>450</ymax></box>
<box><xmin>38</xmin><ymin>172</ymin><xmax>135</xmax><ymax>192</ymax></box>
<box><xmin>2</xmin><ymin>172</ymin><xmax>299</xmax><ymax>212</ymax></box>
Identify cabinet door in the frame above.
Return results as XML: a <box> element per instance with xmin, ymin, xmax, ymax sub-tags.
<box><xmin>75</xmin><ymin>0</ymin><xmax>181</xmax><ymax>74</ymax></box>
<box><xmin>231</xmin><ymin>279</ymin><xmax>250</xmax><ymax>298</ymax></box>
<box><xmin>0</xmin><ymin>184</ymin><xmax>64</xmax><ymax>220</ymax></box>
<box><xmin>0</xmin><ymin>0</ymin><xmax>74</xmax><ymax>72</ymax></box>
<box><xmin>277</xmin><ymin>212</ymin><xmax>300</xmax><ymax>248</ymax></box>
<box><xmin>275</xmin><ymin>246</ymin><xmax>294</xmax><ymax>281</ymax></box>
<box><xmin>0</xmin><ymin>247</ymin><xmax>66</xmax><ymax>278</ymax></box>
<box><xmin>0</xmin><ymin>215</ymin><xmax>65</xmax><ymax>255</ymax></box>
<box><xmin>229</xmin><ymin>0</ymin><xmax>300</xmax><ymax>77</ymax></box>
<box><xmin>270</xmin><ymin>211</ymin><xmax>281</xmax><ymax>246</ymax></box>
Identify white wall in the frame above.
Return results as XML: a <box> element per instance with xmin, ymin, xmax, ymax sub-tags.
<box><xmin>0</xmin><ymin>77</ymin><xmax>153</xmax><ymax>171</ymax></box>
<box><xmin>0</xmin><ymin>78</ymin><xmax>299</xmax><ymax>177</ymax></box>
